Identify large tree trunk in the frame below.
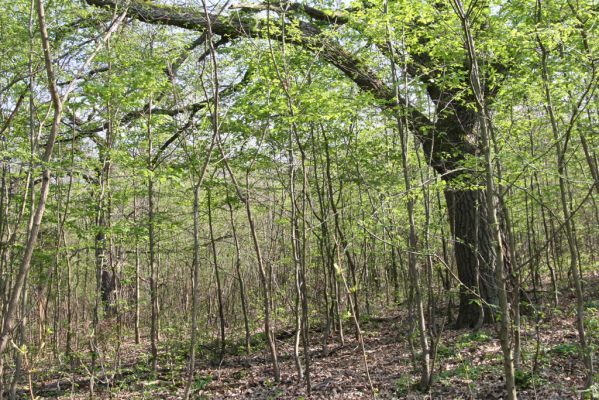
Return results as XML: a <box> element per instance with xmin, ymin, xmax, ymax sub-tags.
<box><xmin>445</xmin><ymin>188</ymin><xmax>504</xmax><ymax>328</ymax></box>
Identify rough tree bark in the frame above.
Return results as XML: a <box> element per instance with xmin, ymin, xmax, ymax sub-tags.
<box><xmin>445</xmin><ymin>189</ymin><xmax>499</xmax><ymax>327</ymax></box>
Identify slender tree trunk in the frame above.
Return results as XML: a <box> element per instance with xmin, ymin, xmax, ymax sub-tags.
<box><xmin>321</xmin><ymin>129</ymin><xmax>360</xmax><ymax>334</ymax></box>
<box><xmin>183</xmin><ymin>7</ymin><xmax>224</xmax><ymax>393</ymax></box>
<box><xmin>298</xmin><ymin>142</ymin><xmax>311</xmax><ymax>394</ymax></box>
<box><xmin>226</xmin><ymin>195</ymin><xmax>250</xmax><ymax>354</ymax></box>
<box><xmin>385</xmin><ymin>13</ymin><xmax>431</xmax><ymax>388</ymax></box>
<box><xmin>65</xmin><ymin>229</ymin><xmax>74</xmax><ymax>365</ymax></box>
<box><xmin>309</xmin><ymin>131</ymin><xmax>334</xmax><ymax>353</ymax></box>
<box><xmin>536</xmin><ymin>4</ymin><xmax>594</xmax><ymax>386</ymax></box>
<box><xmin>290</xmin><ymin>167</ymin><xmax>304</xmax><ymax>380</ymax></box>
<box><xmin>133</xmin><ymin>186</ymin><xmax>140</xmax><ymax>344</ymax></box>
<box><xmin>0</xmin><ymin>0</ymin><xmax>63</xmax><ymax>359</ymax></box>
<box><xmin>184</xmin><ymin>183</ymin><xmax>202</xmax><ymax>399</ymax></box>
<box><xmin>242</xmin><ymin>172</ymin><xmax>280</xmax><ymax>381</ymax></box>
<box><xmin>147</xmin><ymin>98</ymin><xmax>158</xmax><ymax>371</ymax></box>
<box><xmin>453</xmin><ymin>2</ymin><xmax>516</xmax><ymax>398</ymax></box>
<box><xmin>207</xmin><ymin>189</ymin><xmax>226</xmax><ymax>361</ymax></box>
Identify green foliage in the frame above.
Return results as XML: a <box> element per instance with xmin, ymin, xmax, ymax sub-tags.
<box><xmin>395</xmin><ymin>375</ymin><xmax>415</xmax><ymax>396</ymax></box>
<box><xmin>580</xmin><ymin>383</ymin><xmax>599</xmax><ymax>400</ymax></box>
<box><xmin>461</xmin><ymin>332</ymin><xmax>491</xmax><ymax>343</ymax></box>
<box><xmin>456</xmin><ymin>332</ymin><xmax>491</xmax><ymax>350</ymax></box>
<box><xmin>435</xmin><ymin>344</ymin><xmax>454</xmax><ymax>359</ymax></box>
<box><xmin>437</xmin><ymin>359</ymin><xmax>496</xmax><ymax>383</ymax></box>
<box><xmin>550</xmin><ymin>343</ymin><xmax>579</xmax><ymax>357</ymax></box>
<box><xmin>514</xmin><ymin>369</ymin><xmax>533</xmax><ymax>389</ymax></box>
<box><xmin>193</xmin><ymin>375</ymin><xmax>213</xmax><ymax>391</ymax></box>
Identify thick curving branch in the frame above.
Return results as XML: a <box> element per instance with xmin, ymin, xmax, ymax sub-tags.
<box><xmin>84</xmin><ymin>0</ymin><xmax>483</xmax><ymax>175</ymax></box>
<box><xmin>229</xmin><ymin>1</ymin><xmax>351</xmax><ymax>24</ymax></box>
<box><xmin>84</xmin><ymin>1</ymin><xmax>418</xmax><ymax>114</ymax></box>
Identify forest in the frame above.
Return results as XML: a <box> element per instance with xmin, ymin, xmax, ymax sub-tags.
<box><xmin>0</xmin><ymin>0</ymin><xmax>597</xmax><ymax>398</ymax></box>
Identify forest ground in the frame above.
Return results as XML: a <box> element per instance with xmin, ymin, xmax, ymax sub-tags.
<box><xmin>11</xmin><ymin>274</ymin><xmax>599</xmax><ymax>399</ymax></box>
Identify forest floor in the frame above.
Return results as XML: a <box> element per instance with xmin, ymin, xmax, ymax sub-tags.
<box><xmin>9</xmin><ymin>275</ymin><xmax>599</xmax><ymax>399</ymax></box>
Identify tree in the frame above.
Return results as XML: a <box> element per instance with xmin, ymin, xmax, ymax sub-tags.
<box><xmin>82</xmin><ymin>0</ymin><xmax>517</xmax><ymax>327</ymax></box>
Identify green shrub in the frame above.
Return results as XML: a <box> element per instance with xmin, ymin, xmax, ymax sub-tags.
<box><xmin>514</xmin><ymin>369</ymin><xmax>533</xmax><ymax>389</ymax></box>
<box><xmin>460</xmin><ymin>332</ymin><xmax>491</xmax><ymax>343</ymax></box>
<box><xmin>395</xmin><ymin>375</ymin><xmax>414</xmax><ymax>396</ymax></box>
<box><xmin>436</xmin><ymin>344</ymin><xmax>454</xmax><ymax>358</ymax></box>
<box><xmin>550</xmin><ymin>343</ymin><xmax>578</xmax><ymax>357</ymax></box>
<box><xmin>193</xmin><ymin>375</ymin><xmax>213</xmax><ymax>391</ymax></box>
